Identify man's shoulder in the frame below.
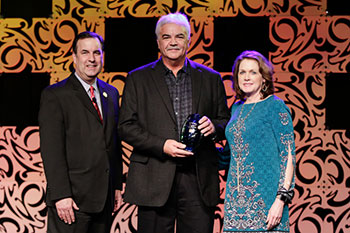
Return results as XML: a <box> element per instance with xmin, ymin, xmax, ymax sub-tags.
<box><xmin>97</xmin><ymin>78</ymin><xmax>116</xmax><ymax>90</ymax></box>
<box><xmin>97</xmin><ymin>78</ymin><xmax>119</xmax><ymax>96</ymax></box>
<box><xmin>129</xmin><ymin>60</ymin><xmax>159</xmax><ymax>75</ymax></box>
<box><xmin>189</xmin><ymin>60</ymin><xmax>220</xmax><ymax>76</ymax></box>
<box><xmin>44</xmin><ymin>74</ymin><xmax>73</xmax><ymax>93</ymax></box>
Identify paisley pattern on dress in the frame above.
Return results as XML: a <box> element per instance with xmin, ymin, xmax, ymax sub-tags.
<box><xmin>223</xmin><ymin>96</ymin><xmax>295</xmax><ymax>232</ymax></box>
<box><xmin>224</xmin><ymin>105</ymin><xmax>267</xmax><ymax>230</ymax></box>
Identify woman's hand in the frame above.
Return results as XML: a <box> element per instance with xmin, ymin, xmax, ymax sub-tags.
<box><xmin>266</xmin><ymin>198</ymin><xmax>284</xmax><ymax>230</ymax></box>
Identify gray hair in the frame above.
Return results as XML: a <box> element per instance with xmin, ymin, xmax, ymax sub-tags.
<box><xmin>155</xmin><ymin>13</ymin><xmax>191</xmax><ymax>40</ymax></box>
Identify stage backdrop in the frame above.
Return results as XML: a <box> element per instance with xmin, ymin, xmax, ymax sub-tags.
<box><xmin>1</xmin><ymin>0</ymin><xmax>350</xmax><ymax>232</ymax></box>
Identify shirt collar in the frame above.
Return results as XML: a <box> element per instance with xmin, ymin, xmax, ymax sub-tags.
<box><xmin>161</xmin><ymin>57</ymin><xmax>189</xmax><ymax>75</ymax></box>
<box><xmin>74</xmin><ymin>72</ymin><xmax>98</xmax><ymax>93</ymax></box>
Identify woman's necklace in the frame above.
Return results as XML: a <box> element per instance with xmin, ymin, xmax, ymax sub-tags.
<box><xmin>236</xmin><ymin>102</ymin><xmax>257</xmax><ymax>125</ymax></box>
<box><xmin>235</xmin><ymin>102</ymin><xmax>257</xmax><ymax>192</ymax></box>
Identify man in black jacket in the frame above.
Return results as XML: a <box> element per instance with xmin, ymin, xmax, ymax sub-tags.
<box><xmin>118</xmin><ymin>13</ymin><xmax>230</xmax><ymax>233</ymax></box>
<box><xmin>39</xmin><ymin>31</ymin><xmax>122</xmax><ymax>233</ymax></box>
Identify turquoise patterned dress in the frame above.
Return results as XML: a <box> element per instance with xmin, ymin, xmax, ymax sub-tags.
<box><xmin>223</xmin><ymin>95</ymin><xmax>296</xmax><ymax>233</ymax></box>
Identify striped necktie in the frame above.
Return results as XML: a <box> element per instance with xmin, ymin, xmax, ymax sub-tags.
<box><xmin>89</xmin><ymin>86</ymin><xmax>103</xmax><ymax>123</ymax></box>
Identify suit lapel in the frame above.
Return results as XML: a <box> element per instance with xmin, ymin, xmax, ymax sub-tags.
<box><xmin>150</xmin><ymin>60</ymin><xmax>177</xmax><ymax>124</ymax></box>
<box><xmin>69</xmin><ymin>74</ymin><xmax>103</xmax><ymax>124</ymax></box>
<box><xmin>189</xmin><ymin>60</ymin><xmax>202</xmax><ymax>114</ymax></box>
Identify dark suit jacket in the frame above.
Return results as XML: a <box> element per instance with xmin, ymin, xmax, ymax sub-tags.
<box><xmin>118</xmin><ymin>59</ymin><xmax>230</xmax><ymax>207</ymax></box>
<box><xmin>39</xmin><ymin>73</ymin><xmax>122</xmax><ymax>213</ymax></box>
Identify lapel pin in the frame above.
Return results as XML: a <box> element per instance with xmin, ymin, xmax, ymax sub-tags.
<box><xmin>103</xmin><ymin>92</ymin><xmax>108</xmax><ymax>98</ymax></box>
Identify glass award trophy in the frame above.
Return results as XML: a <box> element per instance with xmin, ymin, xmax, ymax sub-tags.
<box><xmin>180</xmin><ymin>114</ymin><xmax>203</xmax><ymax>152</ymax></box>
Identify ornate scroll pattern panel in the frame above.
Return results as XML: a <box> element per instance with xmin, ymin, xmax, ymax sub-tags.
<box><xmin>274</xmin><ymin>72</ymin><xmax>325</xmax><ymax>131</ymax></box>
<box><xmin>0</xmin><ymin>17</ymin><xmax>104</xmax><ymax>73</ymax></box>
<box><xmin>187</xmin><ymin>16</ymin><xmax>214</xmax><ymax>67</ymax></box>
<box><xmin>290</xmin><ymin>126</ymin><xmax>350</xmax><ymax>233</ymax></box>
<box><xmin>0</xmin><ymin>127</ymin><xmax>46</xmax><ymax>233</ymax></box>
<box><xmin>221</xmin><ymin>72</ymin><xmax>236</xmax><ymax>108</ymax></box>
<box><xmin>99</xmin><ymin>72</ymin><xmax>127</xmax><ymax>93</ymax></box>
<box><xmin>0</xmin><ymin>18</ymin><xmax>53</xmax><ymax>73</ymax></box>
<box><xmin>104</xmin><ymin>0</ymin><xmax>326</xmax><ymax>18</ymax></box>
<box><xmin>111</xmin><ymin>202</ymin><xmax>138</xmax><ymax>233</ymax></box>
<box><xmin>274</xmin><ymin>71</ymin><xmax>350</xmax><ymax>233</ymax></box>
<box><xmin>52</xmin><ymin>0</ymin><xmax>219</xmax><ymax>18</ymax></box>
<box><xmin>53</xmin><ymin>0</ymin><xmax>106</xmax><ymax>18</ymax></box>
<box><xmin>324</xmin><ymin>16</ymin><xmax>350</xmax><ymax>73</ymax></box>
<box><xmin>99</xmin><ymin>72</ymin><xmax>127</xmax><ymax>106</ymax></box>
<box><xmin>217</xmin><ymin>0</ymin><xmax>325</xmax><ymax>17</ymax></box>
<box><xmin>271</xmin><ymin>12</ymin><xmax>350</xmax><ymax>232</ymax></box>
<box><xmin>104</xmin><ymin>0</ymin><xmax>217</xmax><ymax>18</ymax></box>
<box><xmin>270</xmin><ymin>16</ymin><xmax>350</xmax><ymax>73</ymax></box>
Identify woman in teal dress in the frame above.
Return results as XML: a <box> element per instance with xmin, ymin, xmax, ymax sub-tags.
<box><xmin>223</xmin><ymin>50</ymin><xmax>296</xmax><ymax>232</ymax></box>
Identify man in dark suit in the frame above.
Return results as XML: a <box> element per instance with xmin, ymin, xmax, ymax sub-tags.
<box><xmin>39</xmin><ymin>31</ymin><xmax>122</xmax><ymax>233</ymax></box>
<box><xmin>118</xmin><ymin>13</ymin><xmax>230</xmax><ymax>233</ymax></box>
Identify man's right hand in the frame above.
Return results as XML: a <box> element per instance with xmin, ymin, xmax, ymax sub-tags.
<box><xmin>163</xmin><ymin>139</ymin><xmax>194</xmax><ymax>157</ymax></box>
<box><xmin>55</xmin><ymin>197</ymin><xmax>79</xmax><ymax>224</ymax></box>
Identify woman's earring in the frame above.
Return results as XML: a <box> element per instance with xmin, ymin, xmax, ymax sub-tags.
<box><xmin>261</xmin><ymin>82</ymin><xmax>267</xmax><ymax>92</ymax></box>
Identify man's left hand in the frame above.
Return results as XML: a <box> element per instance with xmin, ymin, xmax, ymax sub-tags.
<box><xmin>113</xmin><ymin>190</ymin><xmax>122</xmax><ymax>213</ymax></box>
<box><xmin>198</xmin><ymin>116</ymin><xmax>215</xmax><ymax>137</ymax></box>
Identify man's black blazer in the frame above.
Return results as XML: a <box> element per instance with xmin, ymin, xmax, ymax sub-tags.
<box><xmin>39</xmin><ymin>73</ymin><xmax>122</xmax><ymax>213</ymax></box>
<box><xmin>118</xmin><ymin>59</ymin><xmax>230</xmax><ymax>207</ymax></box>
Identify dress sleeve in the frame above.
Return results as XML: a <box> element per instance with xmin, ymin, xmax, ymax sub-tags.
<box><xmin>271</xmin><ymin>99</ymin><xmax>296</xmax><ymax>190</ymax></box>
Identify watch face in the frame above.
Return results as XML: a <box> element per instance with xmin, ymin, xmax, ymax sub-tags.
<box><xmin>180</xmin><ymin>114</ymin><xmax>203</xmax><ymax>152</ymax></box>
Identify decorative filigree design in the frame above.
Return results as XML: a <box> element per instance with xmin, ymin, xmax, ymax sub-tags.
<box><xmin>0</xmin><ymin>18</ymin><xmax>104</xmax><ymax>73</ymax></box>
<box><xmin>187</xmin><ymin>17</ymin><xmax>214</xmax><ymax>67</ymax></box>
<box><xmin>105</xmin><ymin>0</ymin><xmax>216</xmax><ymax>18</ymax></box>
<box><xmin>218</xmin><ymin>0</ymin><xmax>325</xmax><ymax>17</ymax></box>
<box><xmin>0</xmin><ymin>127</ymin><xmax>46</xmax><ymax>233</ymax></box>
<box><xmin>111</xmin><ymin>201</ymin><xmax>138</xmax><ymax>233</ymax></box>
<box><xmin>0</xmin><ymin>19</ymin><xmax>52</xmax><ymax>73</ymax></box>
<box><xmin>275</xmin><ymin>72</ymin><xmax>350</xmax><ymax>233</ymax></box>
<box><xmin>270</xmin><ymin>16</ymin><xmax>350</xmax><ymax>73</ymax></box>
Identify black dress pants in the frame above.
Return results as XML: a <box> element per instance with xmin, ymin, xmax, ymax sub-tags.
<box><xmin>137</xmin><ymin>164</ymin><xmax>215</xmax><ymax>233</ymax></box>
